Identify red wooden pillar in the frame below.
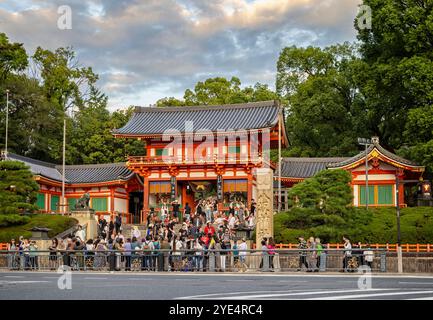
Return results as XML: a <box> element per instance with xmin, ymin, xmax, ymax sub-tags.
<box><xmin>110</xmin><ymin>187</ymin><xmax>115</xmax><ymax>215</ymax></box>
<box><xmin>247</xmin><ymin>173</ymin><xmax>253</xmax><ymax>209</ymax></box>
<box><xmin>142</xmin><ymin>175</ymin><xmax>149</xmax><ymax>225</ymax></box>
<box><xmin>398</xmin><ymin>182</ymin><xmax>405</xmax><ymax>207</ymax></box>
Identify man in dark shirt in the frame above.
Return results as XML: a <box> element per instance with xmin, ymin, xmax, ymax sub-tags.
<box><xmin>184</xmin><ymin>202</ymin><xmax>191</xmax><ymax>222</ymax></box>
<box><xmin>172</xmin><ymin>200</ymin><xmax>180</xmax><ymax>221</ymax></box>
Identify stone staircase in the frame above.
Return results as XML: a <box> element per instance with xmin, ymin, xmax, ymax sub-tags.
<box><xmin>122</xmin><ymin>223</ymin><xmax>184</xmax><ymax>239</ymax></box>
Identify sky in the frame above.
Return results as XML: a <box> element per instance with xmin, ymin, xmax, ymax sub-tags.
<box><xmin>0</xmin><ymin>0</ymin><xmax>362</xmax><ymax>111</ymax></box>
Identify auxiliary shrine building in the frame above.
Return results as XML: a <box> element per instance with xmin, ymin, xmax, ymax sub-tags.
<box><xmin>3</xmin><ymin>101</ymin><xmax>429</xmax><ymax>223</ymax></box>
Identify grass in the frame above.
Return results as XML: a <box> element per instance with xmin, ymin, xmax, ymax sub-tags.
<box><xmin>0</xmin><ymin>214</ymin><xmax>78</xmax><ymax>243</ymax></box>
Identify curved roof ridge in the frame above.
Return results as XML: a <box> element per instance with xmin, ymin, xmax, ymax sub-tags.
<box><xmin>134</xmin><ymin>100</ymin><xmax>276</xmax><ymax>113</ymax></box>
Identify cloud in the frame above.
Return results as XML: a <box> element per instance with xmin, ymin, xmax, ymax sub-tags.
<box><xmin>0</xmin><ymin>0</ymin><xmax>362</xmax><ymax>110</ymax></box>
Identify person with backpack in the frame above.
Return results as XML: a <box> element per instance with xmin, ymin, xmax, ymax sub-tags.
<box><xmin>171</xmin><ymin>234</ymin><xmax>183</xmax><ymax>271</ymax></box>
<box><xmin>297</xmin><ymin>237</ymin><xmax>308</xmax><ymax>271</ymax></box>
<box><xmin>315</xmin><ymin>238</ymin><xmax>323</xmax><ymax>271</ymax></box>
<box><xmin>342</xmin><ymin>237</ymin><xmax>352</xmax><ymax>272</ymax></box>
<box><xmin>152</xmin><ymin>236</ymin><xmax>162</xmax><ymax>271</ymax></box>
<box><xmin>141</xmin><ymin>236</ymin><xmax>154</xmax><ymax>271</ymax></box>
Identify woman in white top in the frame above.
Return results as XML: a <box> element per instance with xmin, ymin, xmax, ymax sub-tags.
<box><xmin>131</xmin><ymin>226</ymin><xmax>141</xmax><ymax>240</ymax></box>
<box><xmin>228</xmin><ymin>213</ymin><xmax>236</xmax><ymax>230</ymax></box>
<box><xmin>171</xmin><ymin>235</ymin><xmax>183</xmax><ymax>271</ymax></box>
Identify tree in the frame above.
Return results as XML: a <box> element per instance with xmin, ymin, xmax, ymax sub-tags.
<box><xmin>0</xmin><ymin>33</ymin><xmax>28</xmax><ymax>78</ymax></box>
<box><xmin>157</xmin><ymin>77</ymin><xmax>277</xmax><ymax>106</ymax></box>
<box><xmin>0</xmin><ymin>161</ymin><xmax>39</xmax><ymax>215</ymax></box>
<box><xmin>287</xmin><ymin>169</ymin><xmax>353</xmax><ymax>215</ymax></box>
<box><xmin>276</xmin><ymin>43</ymin><xmax>368</xmax><ymax>157</ymax></box>
<box><xmin>355</xmin><ymin>0</ymin><xmax>433</xmax><ymax>165</ymax></box>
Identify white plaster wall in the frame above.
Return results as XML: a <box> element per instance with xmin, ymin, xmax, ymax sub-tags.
<box><xmin>354</xmin><ymin>174</ymin><xmax>395</xmax><ymax>181</ymax></box>
<box><xmin>353</xmin><ymin>185</ymin><xmax>359</xmax><ymax>206</ymax></box>
<box><xmin>114</xmin><ymin>197</ymin><xmax>128</xmax><ymax>213</ymax></box>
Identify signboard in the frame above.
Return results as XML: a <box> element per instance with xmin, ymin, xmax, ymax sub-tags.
<box><xmin>217</xmin><ymin>175</ymin><xmax>223</xmax><ymax>201</ymax></box>
<box><xmin>170</xmin><ymin>176</ymin><xmax>176</xmax><ymax>201</ymax></box>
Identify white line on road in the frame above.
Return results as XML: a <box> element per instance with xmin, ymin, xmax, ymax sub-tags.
<box><xmin>179</xmin><ymin>289</ymin><xmax>391</xmax><ymax>300</ymax></box>
<box><xmin>3</xmin><ymin>276</ymin><xmax>24</xmax><ymax>278</ymax></box>
<box><xmin>308</xmin><ymin>290</ymin><xmax>433</xmax><ymax>300</ymax></box>
<box><xmin>0</xmin><ymin>281</ymin><xmax>49</xmax><ymax>284</ymax></box>
<box><xmin>398</xmin><ymin>282</ymin><xmax>433</xmax><ymax>285</ymax></box>
<box><xmin>407</xmin><ymin>296</ymin><xmax>433</xmax><ymax>300</ymax></box>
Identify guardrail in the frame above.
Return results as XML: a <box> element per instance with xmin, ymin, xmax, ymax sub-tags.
<box><xmin>0</xmin><ymin>249</ymin><xmax>387</xmax><ymax>273</ymax></box>
<box><xmin>270</xmin><ymin>243</ymin><xmax>433</xmax><ymax>253</ymax></box>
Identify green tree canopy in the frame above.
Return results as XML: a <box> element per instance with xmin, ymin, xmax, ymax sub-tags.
<box><xmin>287</xmin><ymin>169</ymin><xmax>353</xmax><ymax>215</ymax></box>
<box><xmin>0</xmin><ymin>161</ymin><xmax>39</xmax><ymax>215</ymax></box>
<box><xmin>157</xmin><ymin>76</ymin><xmax>277</xmax><ymax>106</ymax></box>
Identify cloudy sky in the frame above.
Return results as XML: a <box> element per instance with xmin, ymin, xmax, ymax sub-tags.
<box><xmin>0</xmin><ymin>0</ymin><xmax>362</xmax><ymax>110</ymax></box>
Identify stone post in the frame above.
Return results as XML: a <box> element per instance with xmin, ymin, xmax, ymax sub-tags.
<box><xmin>70</xmin><ymin>210</ymin><xmax>98</xmax><ymax>240</ymax></box>
<box><xmin>254</xmin><ymin>168</ymin><xmax>274</xmax><ymax>249</ymax></box>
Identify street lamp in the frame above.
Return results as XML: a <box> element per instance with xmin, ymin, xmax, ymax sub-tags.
<box><xmin>357</xmin><ymin>137</ymin><xmax>372</xmax><ymax>210</ymax></box>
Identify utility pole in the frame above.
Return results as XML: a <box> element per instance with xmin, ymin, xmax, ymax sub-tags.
<box><xmin>358</xmin><ymin>138</ymin><xmax>372</xmax><ymax>209</ymax></box>
<box><xmin>396</xmin><ymin>176</ymin><xmax>403</xmax><ymax>273</ymax></box>
<box><xmin>5</xmin><ymin>89</ymin><xmax>9</xmax><ymax>158</ymax></box>
<box><xmin>278</xmin><ymin>105</ymin><xmax>282</xmax><ymax>213</ymax></box>
<box><xmin>61</xmin><ymin>116</ymin><xmax>66</xmax><ymax>215</ymax></box>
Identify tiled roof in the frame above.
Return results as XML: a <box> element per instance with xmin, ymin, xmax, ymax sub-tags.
<box><xmin>6</xmin><ymin>153</ymin><xmax>64</xmax><ymax>181</ymax></box>
<box><xmin>60</xmin><ymin>163</ymin><xmax>134</xmax><ymax>183</ymax></box>
<box><xmin>113</xmin><ymin>100</ymin><xmax>280</xmax><ymax>135</ymax></box>
<box><xmin>327</xmin><ymin>141</ymin><xmax>422</xmax><ymax>168</ymax></box>
<box><xmin>6</xmin><ymin>153</ymin><xmax>135</xmax><ymax>184</ymax></box>
<box><xmin>278</xmin><ymin>157</ymin><xmax>349</xmax><ymax>178</ymax></box>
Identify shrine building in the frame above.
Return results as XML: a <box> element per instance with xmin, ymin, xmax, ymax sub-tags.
<box><xmin>3</xmin><ymin>102</ymin><xmax>430</xmax><ymax>223</ymax></box>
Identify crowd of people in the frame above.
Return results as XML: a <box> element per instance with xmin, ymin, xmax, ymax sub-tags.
<box><xmin>296</xmin><ymin>236</ymin><xmax>376</xmax><ymax>272</ymax></box>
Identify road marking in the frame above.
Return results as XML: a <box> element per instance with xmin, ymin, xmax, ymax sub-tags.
<box><xmin>309</xmin><ymin>290</ymin><xmax>433</xmax><ymax>300</ymax></box>
<box><xmin>398</xmin><ymin>282</ymin><xmax>433</xmax><ymax>286</ymax></box>
<box><xmin>407</xmin><ymin>296</ymin><xmax>433</xmax><ymax>300</ymax></box>
<box><xmin>84</xmin><ymin>277</ymin><xmax>108</xmax><ymax>280</ymax></box>
<box><xmin>178</xmin><ymin>289</ymin><xmax>391</xmax><ymax>300</ymax></box>
<box><xmin>176</xmin><ymin>289</ymin><xmax>314</xmax><ymax>300</ymax></box>
<box><xmin>3</xmin><ymin>276</ymin><xmax>24</xmax><ymax>278</ymax></box>
<box><xmin>0</xmin><ymin>280</ymin><xmax>49</xmax><ymax>284</ymax></box>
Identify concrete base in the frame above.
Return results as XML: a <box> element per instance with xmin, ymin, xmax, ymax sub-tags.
<box><xmin>70</xmin><ymin>211</ymin><xmax>98</xmax><ymax>240</ymax></box>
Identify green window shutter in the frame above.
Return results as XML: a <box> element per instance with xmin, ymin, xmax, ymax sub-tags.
<box><xmin>68</xmin><ymin>198</ymin><xmax>77</xmax><ymax>210</ymax></box>
<box><xmin>36</xmin><ymin>193</ymin><xmax>45</xmax><ymax>209</ymax></box>
<box><xmin>92</xmin><ymin>197</ymin><xmax>108</xmax><ymax>211</ymax></box>
<box><xmin>378</xmin><ymin>185</ymin><xmax>393</xmax><ymax>205</ymax></box>
<box><xmin>228</xmin><ymin>146</ymin><xmax>240</xmax><ymax>153</ymax></box>
<box><xmin>360</xmin><ymin>186</ymin><xmax>375</xmax><ymax>205</ymax></box>
<box><xmin>156</xmin><ymin>148</ymin><xmax>169</xmax><ymax>156</ymax></box>
<box><xmin>51</xmin><ymin>195</ymin><xmax>59</xmax><ymax>211</ymax></box>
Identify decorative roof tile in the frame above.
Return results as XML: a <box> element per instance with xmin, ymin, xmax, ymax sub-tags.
<box><xmin>278</xmin><ymin>157</ymin><xmax>349</xmax><ymax>178</ymax></box>
<box><xmin>6</xmin><ymin>153</ymin><xmax>135</xmax><ymax>184</ymax></box>
<box><xmin>113</xmin><ymin>100</ymin><xmax>280</xmax><ymax>135</ymax></box>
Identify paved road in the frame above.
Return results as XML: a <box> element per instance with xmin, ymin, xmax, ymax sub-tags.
<box><xmin>0</xmin><ymin>272</ymin><xmax>433</xmax><ymax>300</ymax></box>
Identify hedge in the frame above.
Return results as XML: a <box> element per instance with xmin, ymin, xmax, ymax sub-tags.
<box><xmin>274</xmin><ymin>207</ymin><xmax>433</xmax><ymax>244</ymax></box>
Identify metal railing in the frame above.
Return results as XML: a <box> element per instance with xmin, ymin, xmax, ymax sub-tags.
<box><xmin>0</xmin><ymin>249</ymin><xmax>387</xmax><ymax>273</ymax></box>
<box><xmin>270</xmin><ymin>243</ymin><xmax>433</xmax><ymax>253</ymax></box>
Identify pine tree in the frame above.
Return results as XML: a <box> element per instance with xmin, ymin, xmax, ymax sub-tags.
<box><xmin>0</xmin><ymin>160</ymin><xmax>39</xmax><ymax>215</ymax></box>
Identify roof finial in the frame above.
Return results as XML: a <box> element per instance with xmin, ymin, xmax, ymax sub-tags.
<box><xmin>371</xmin><ymin>136</ymin><xmax>379</xmax><ymax>144</ymax></box>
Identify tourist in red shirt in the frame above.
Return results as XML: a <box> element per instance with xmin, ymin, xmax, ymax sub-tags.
<box><xmin>204</xmin><ymin>221</ymin><xmax>215</xmax><ymax>236</ymax></box>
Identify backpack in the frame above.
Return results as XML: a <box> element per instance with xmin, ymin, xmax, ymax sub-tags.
<box><xmin>142</xmin><ymin>241</ymin><xmax>150</xmax><ymax>252</ymax></box>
